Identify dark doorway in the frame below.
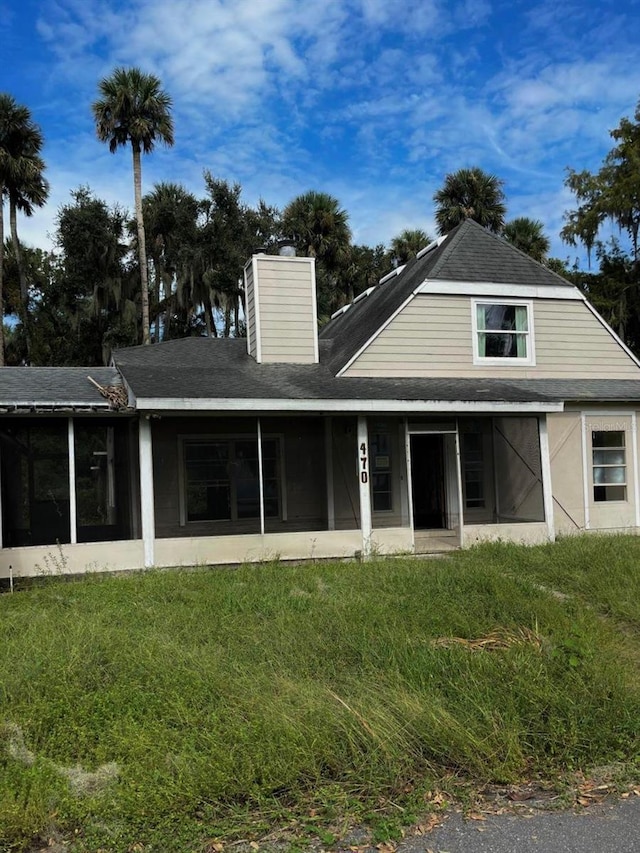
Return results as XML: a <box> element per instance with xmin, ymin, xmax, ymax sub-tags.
<box><xmin>410</xmin><ymin>434</ymin><xmax>446</xmax><ymax>529</ymax></box>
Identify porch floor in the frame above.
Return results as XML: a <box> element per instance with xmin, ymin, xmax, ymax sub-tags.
<box><xmin>414</xmin><ymin>530</ymin><xmax>460</xmax><ymax>554</ymax></box>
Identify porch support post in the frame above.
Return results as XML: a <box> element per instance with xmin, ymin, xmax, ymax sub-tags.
<box><xmin>139</xmin><ymin>416</ymin><xmax>155</xmax><ymax>568</ymax></box>
<box><xmin>357</xmin><ymin>415</ymin><xmax>372</xmax><ymax>557</ymax></box>
<box><xmin>257</xmin><ymin>417</ymin><xmax>265</xmax><ymax>536</ymax></box>
<box><xmin>324</xmin><ymin>416</ymin><xmax>335</xmax><ymax>531</ymax></box>
<box><xmin>539</xmin><ymin>414</ymin><xmax>555</xmax><ymax>541</ymax></box>
<box><xmin>454</xmin><ymin>421</ymin><xmax>465</xmax><ymax>548</ymax></box>
<box><xmin>580</xmin><ymin>412</ymin><xmax>590</xmax><ymax>530</ymax></box>
<box><xmin>632</xmin><ymin>413</ymin><xmax>640</xmax><ymax>529</ymax></box>
<box><xmin>404</xmin><ymin>418</ymin><xmax>414</xmax><ymax>550</ymax></box>
<box><xmin>0</xmin><ymin>435</ymin><xmax>4</xmax><ymax>549</ymax></box>
<box><xmin>68</xmin><ymin>418</ymin><xmax>77</xmax><ymax>545</ymax></box>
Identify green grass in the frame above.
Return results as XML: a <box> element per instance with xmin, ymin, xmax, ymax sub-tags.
<box><xmin>1</xmin><ymin>535</ymin><xmax>639</xmax><ymax>851</ymax></box>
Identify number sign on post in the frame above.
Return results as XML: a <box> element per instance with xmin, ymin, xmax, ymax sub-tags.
<box><xmin>360</xmin><ymin>442</ymin><xmax>368</xmax><ymax>484</ymax></box>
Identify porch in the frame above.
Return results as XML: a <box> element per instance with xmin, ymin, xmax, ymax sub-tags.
<box><xmin>0</xmin><ymin>412</ymin><xmax>555</xmax><ymax>578</ymax></box>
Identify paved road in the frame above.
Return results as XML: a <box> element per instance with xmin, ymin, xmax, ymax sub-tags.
<box><xmin>396</xmin><ymin>796</ymin><xmax>640</xmax><ymax>853</ymax></box>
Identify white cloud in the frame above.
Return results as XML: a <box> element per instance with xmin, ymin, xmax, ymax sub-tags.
<box><xmin>10</xmin><ymin>0</ymin><xmax>640</xmax><ymax>270</ymax></box>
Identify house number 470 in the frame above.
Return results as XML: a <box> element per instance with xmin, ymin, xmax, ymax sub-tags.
<box><xmin>360</xmin><ymin>442</ymin><xmax>368</xmax><ymax>484</ymax></box>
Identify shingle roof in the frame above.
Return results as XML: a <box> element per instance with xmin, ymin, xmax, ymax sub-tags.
<box><xmin>426</xmin><ymin>219</ymin><xmax>572</xmax><ymax>287</ymax></box>
<box><xmin>112</xmin><ymin>338</ymin><xmax>640</xmax><ymax>407</ymax></box>
<box><xmin>0</xmin><ymin>367</ymin><xmax>124</xmax><ymax>411</ymax></box>
<box><xmin>320</xmin><ymin>219</ymin><xmax>577</xmax><ymax>374</ymax></box>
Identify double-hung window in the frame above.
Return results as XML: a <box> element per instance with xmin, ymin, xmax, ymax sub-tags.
<box><xmin>592</xmin><ymin>431</ymin><xmax>626</xmax><ymax>502</ymax></box>
<box><xmin>473</xmin><ymin>301</ymin><xmax>534</xmax><ymax>364</ymax></box>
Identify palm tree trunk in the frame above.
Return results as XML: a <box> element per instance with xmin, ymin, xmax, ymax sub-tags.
<box><xmin>154</xmin><ymin>257</ymin><xmax>162</xmax><ymax>343</ymax></box>
<box><xmin>0</xmin><ymin>189</ymin><xmax>5</xmax><ymax>367</ymax></box>
<box><xmin>132</xmin><ymin>143</ymin><xmax>151</xmax><ymax>345</ymax></box>
<box><xmin>9</xmin><ymin>196</ymin><xmax>31</xmax><ymax>361</ymax></box>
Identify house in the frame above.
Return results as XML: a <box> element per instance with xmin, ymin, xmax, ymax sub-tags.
<box><xmin>2</xmin><ymin>218</ymin><xmax>640</xmax><ymax>579</ymax></box>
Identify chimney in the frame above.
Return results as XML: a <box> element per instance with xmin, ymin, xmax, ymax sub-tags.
<box><xmin>244</xmin><ymin>251</ymin><xmax>319</xmax><ymax>364</ymax></box>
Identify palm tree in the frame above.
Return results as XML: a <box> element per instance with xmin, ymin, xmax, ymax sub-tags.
<box><xmin>503</xmin><ymin>217</ymin><xmax>551</xmax><ymax>263</ymax></box>
<box><xmin>282</xmin><ymin>191</ymin><xmax>352</xmax><ymax>319</ymax></box>
<box><xmin>92</xmin><ymin>67</ymin><xmax>174</xmax><ymax>345</ymax></box>
<box><xmin>389</xmin><ymin>228</ymin><xmax>432</xmax><ymax>264</ymax></box>
<box><xmin>282</xmin><ymin>190</ymin><xmax>351</xmax><ymax>271</ymax></box>
<box><xmin>143</xmin><ymin>182</ymin><xmax>199</xmax><ymax>340</ymax></box>
<box><xmin>0</xmin><ymin>94</ymin><xmax>49</xmax><ymax>364</ymax></box>
<box><xmin>433</xmin><ymin>167</ymin><xmax>506</xmax><ymax>235</ymax></box>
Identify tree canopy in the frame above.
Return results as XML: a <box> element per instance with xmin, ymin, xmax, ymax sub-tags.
<box><xmin>503</xmin><ymin>217</ymin><xmax>550</xmax><ymax>263</ymax></box>
<box><xmin>562</xmin><ymin>97</ymin><xmax>640</xmax><ymax>263</ymax></box>
<box><xmin>0</xmin><ymin>93</ymin><xmax>49</xmax><ymax>364</ymax></box>
<box><xmin>5</xmin><ymin>83</ymin><xmax>640</xmax><ymax>365</ymax></box>
<box><xmin>433</xmin><ymin>167</ymin><xmax>506</xmax><ymax>235</ymax></box>
<box><xmin>93</xmin><ymin>67</ymin><xmax>174</xmax><ymax>346</ymax></box>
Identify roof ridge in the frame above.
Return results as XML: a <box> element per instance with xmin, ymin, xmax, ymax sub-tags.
<box><xmin>426</xmin><ymin>221</ymin><xmax>467</xmax><ymax>279</ymax></box>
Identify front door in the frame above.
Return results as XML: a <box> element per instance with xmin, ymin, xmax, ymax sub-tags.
<box><xmin>410</xmin><ymin>434</ymin><xmax>446</xmax><ymax>529</ymax></box>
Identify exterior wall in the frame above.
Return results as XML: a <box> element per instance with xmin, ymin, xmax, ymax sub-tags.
<box><xmin>463</xmin><ymin>522</ymin><xmax>550</xmax><ymax>546</ymax></box>
<box><xmin>548</xmin><ymin>408</ymin><xmax>640</xmax><ymax>534</ymax></box>
<box><xmin>547</xmin><ymin>412</ymin><xmax>586</xmax><ymax>533</ymax></box>
<box><xmin>584</xmin><ymin>412</ymin><xmax>637</xmax><ymax>530</ymax></box>
<box><xmin>152</xmin><ymin>416</ymin><xmax>328</xmax><ymax>539</ymax></box>
<box><xmin>0</xmin><ymin>528</ymin><xmax>414</xmax><ymax>578</ymax></box>
<box><xmin>245</xmin><ymin>263</ymin><xmax>257</xmax><ymax>360</ymax></box>
<box><xmin>250</xmin><ymin>255</ymin><xmax>318</xmax><ymax>364</ymax></box>
<box><xmin>345</xmin><ymin>295</ymin><xmax>640</xmax><ymax>379</ymax></box>
<box><xmin>0</xmin><ymin>540</ymin><xmax>145</xmax><ymax>579</ymax></box>
<box><xmin>155</xmin><ymin>531</ymin><xmax>363</xmax><ymax>566</ymax></box>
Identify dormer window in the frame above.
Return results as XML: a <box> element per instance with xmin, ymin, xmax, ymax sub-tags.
<box><xmin>472</xmin><ymin>300</ymin><xmax>534</xmax><ymax>365</ymax></box>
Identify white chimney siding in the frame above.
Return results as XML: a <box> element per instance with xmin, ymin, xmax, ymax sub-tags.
<box><xmin>244</xmin><ymin>254</ymin><xmax>319</xmax><ymax>364</ymax></box>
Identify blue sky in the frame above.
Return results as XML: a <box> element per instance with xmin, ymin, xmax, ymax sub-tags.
<box><xmin>3</xmin><ymin>0</ymin><xmax>640</xmax><ymax>263</ymax></box>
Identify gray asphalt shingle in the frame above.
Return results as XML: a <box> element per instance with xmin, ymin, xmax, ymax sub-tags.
<box><xmin>113</xmin><ymin>337</ymin><xmax>640</xmax><ymax>405</ymax></box>
<box><xmin>0</xmin><ymin>367</ymin><xmax>123</xmax><ymax>410</ymax></box>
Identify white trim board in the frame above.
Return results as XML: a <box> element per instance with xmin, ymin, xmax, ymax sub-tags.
<box><xmin>136</xmin><ymin>398</ymin><xmax>565</xmax><ymax>414</ymax></box>
<box><xmin>416</xmin><ymin>280</ymin><xmax>582</xmax><ymax>300</ymax></box>
<box><xmin>309</xmin><ymin>257</ymin><xmax>320</xmax><ymax>364</ymax></box>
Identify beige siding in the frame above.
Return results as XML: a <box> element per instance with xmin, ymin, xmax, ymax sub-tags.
<box><xmin>345</xmin><ymin>295</ymin><xmax>640</xmax><ymax>379</ymax></box>
<box><xmin>547</xmin><ymin>412</ymin><xmax>586</xmax><ymax>533</ymax></box>
<box><xmin>254</xmin><ymin>256</ymin><xmax>318</xmax><ymax>363</ymax></box>
<box><xmin>585</xmin><ymin>413</ymin><xmax>637</xmax><ymax>530</ymax></box>
<box><xmin>245</xmin><ymin>264</ymin><xmax>257</xmax><ymax>360</ymax></box>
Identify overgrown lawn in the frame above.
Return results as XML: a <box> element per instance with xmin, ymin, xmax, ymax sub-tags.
<box><xmin>1</xmin><ymin>535</ymin><xmax>639</xmax><ymax>851</ymax></box>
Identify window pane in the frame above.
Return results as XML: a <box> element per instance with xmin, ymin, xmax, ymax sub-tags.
<box><xmin>593</xmin><ymin>466</ymin><xmax>626</xmax><ymax>485</ymax></box>
<box><xmin>593</xmin><ymin>449</ymin><xmax>625</xmax><ymax>465</ymax></box>
<box><xmin>592</xmin><ymin>431</ymin><xmax>625</xmax><ymax>448</ymax></box>
<box><xmin>479</xmin><ymin>332</ymin><xmax>527</xmax><ymax>359</ymax></box>
<box><xmin>481</xmin><ymin>304</ymin><xmax>528</xmax><ymax>332</ymax></box>
<box><xmin>594</xmin><ymin>485</ymin><xmax>626</xmax><ymax>502</ymax></box>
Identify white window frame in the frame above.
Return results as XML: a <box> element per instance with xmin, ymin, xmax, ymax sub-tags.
<box><xmin>471</xmin><ymin>299</ymin><xmax>536</xmax><ymax>366</ymax></box>
<box><xmin>591</xmin><ymin>429</ymin><xmax>627</xmax><ymax>503</ymax></box>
